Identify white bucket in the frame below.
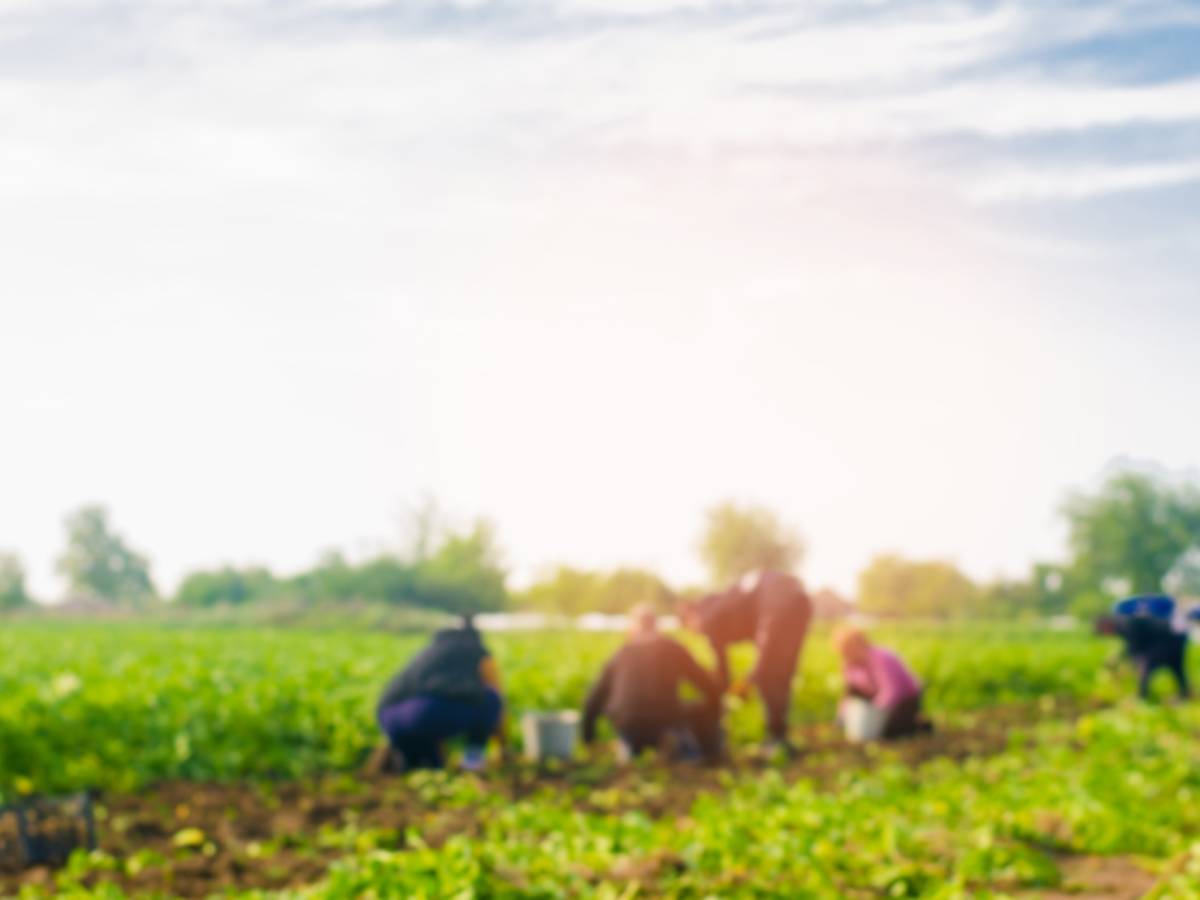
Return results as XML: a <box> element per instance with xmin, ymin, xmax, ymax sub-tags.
<box><xmin>521</xmin><ymin>711</ymin><xmax>580</xmax><ymax>761</ymax></box>
<box><xmin>842</xmin><ymin>697</ymin><xmax>888</xmax><ymax>742</ymax></box>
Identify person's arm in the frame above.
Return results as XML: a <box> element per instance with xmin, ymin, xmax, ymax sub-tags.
<box><xmin>709</xmin><ymin>636</ymin><xmax>733</xmax><ymax>692</ymax></box>
<box><xmin>582</xmin><ymin>657</ymin><xmax>616</xmax><ymax>744</ymax></box>
<box><xmin>674</xmin><ymin>642</ymin><xmax>721</xmax><ymax>706</ymax></box>
<box><xmin>868</xmin><ymin>651</ymin><xmax>902</xmax><ymax>707</ymax></box>
<box><xmin>844</xmin><ymin>662</ymin><xmax>876</xmax><ymax>700</ymax></box>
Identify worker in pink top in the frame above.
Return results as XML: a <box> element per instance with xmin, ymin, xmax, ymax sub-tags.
<box><xmin>834</xmin><ymin>627</ymin><xmax>930</xmax><ymax>738</ymax></box>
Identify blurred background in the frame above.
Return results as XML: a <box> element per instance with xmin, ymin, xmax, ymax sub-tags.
<box><xmin>3</xmin><ymin>0</ymin><xmax>1200</xmax><ymax>621</ymax></box>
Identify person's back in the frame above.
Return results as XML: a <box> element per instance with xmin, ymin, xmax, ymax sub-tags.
<box><xmin>694</xmin><ymin>587</ymin><xmax>758</xmax><ymax>648</ymax></box>
<box><xmin>592</xmin><ymin>634</ymin><xmax>707</xmax><ymax>733</ymax></box>
<box><xmin>377</xmin><ymin>626</ymin><xmax>489</xmax><ymax>713</ymax></box>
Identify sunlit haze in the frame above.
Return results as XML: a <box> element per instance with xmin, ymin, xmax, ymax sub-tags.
<box><xmin>4</xmin><ymin>0</ymin><xmax>1200</xmax><ymax>597</ymax></box>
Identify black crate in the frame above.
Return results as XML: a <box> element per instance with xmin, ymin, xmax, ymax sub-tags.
<box><xmin>0</xmin><ymin>793</ymin><xmax>96</xmax><ymax>870</ymax></box>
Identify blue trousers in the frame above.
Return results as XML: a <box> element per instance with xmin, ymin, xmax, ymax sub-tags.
<box><xmin>377</xmin><ymin>690</ymin><xmax>502</xmax><ymax>770</ymax></box>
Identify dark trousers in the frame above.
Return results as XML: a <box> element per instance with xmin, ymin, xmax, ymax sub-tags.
<box><xmin>882</xmin><ymin>693</ymin><xmax>927</xmax><ymax>739</ymax></box>
<box><xmin>617</xmin><ymin>701</ymin><xmax>723</xmax><ymax>761</ymax></box>
<box><xmin>1136</xmin><ymin>638</ymin><xmax>1190</xmax><ymax>699</ymax></box>
<box><xmin>377</xmin><ymin>690</ymin><xmax>502</xmax><ymax>770</ymax></box>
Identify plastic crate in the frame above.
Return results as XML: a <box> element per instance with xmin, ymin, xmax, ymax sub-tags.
<box><xmin>0</xmin><ymin>793</ymin><xmax>96</xmax><ymax>870</ymax></box>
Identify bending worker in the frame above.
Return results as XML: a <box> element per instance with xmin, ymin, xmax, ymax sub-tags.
<box><xmin>681</xmin><ymin>570</ymin><xmax>812</xmax><ymax>751</ymax></box>
<box><xmin>583</xmin><ymin>605</ymin><xmax>723</xmax><ymax>761</ymax></box>
<box><xmin>1098</xmin><ymin>594</ymin><xmax>1190</xmax><ymax>701</ymax></box>
<box><xmin>375</xmin><ymin>616</ymin><xmax>506</xmax><ymax>771</ymax></box>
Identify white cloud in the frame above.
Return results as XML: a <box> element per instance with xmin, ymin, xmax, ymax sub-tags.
<box><xmin>970</xmin><ymin>159</ymin><xmax>1200</xmax><ymax>202</ymax></box>
<box><xmin>2</xmin><ymin>0</ymin><xmax>1199</xmax><ymax>596</ymax></box>
<box><xmin>1</xmin><ymin>0</ymin><xmax>1198</xmax><ymax>208</ymax></box>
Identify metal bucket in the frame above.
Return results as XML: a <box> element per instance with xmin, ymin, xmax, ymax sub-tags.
<box><xmin>521</xmin><ymin>711</ymin><xmax>580</xmax><ymax>761</ymax></box>
<box><xmin>842</xmin><ymin>698</ymin><xmax>888</xmax><ymax>742</ymax></box>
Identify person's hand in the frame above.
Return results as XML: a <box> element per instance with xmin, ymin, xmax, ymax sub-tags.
<box><xmin>729</xmin><ymin>678</ymin><xmax>751</xmax><ymax>700</ymax></box>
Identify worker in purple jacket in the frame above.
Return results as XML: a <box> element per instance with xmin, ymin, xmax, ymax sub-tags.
<box><xmin>834</xmin><ymin>627</ymin><xmax>929</xmax><ymax>738</ymax></box>
<box><xmin>681</xmin><ymin>571</ymin><xmax>812</xmax><ymax>751</ymax></box>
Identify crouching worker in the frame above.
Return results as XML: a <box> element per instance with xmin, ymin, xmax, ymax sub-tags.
<box><xmin>1098</xmin><ymin>594</ymin><xmax>1190</xmax><ymax>700</ymax></box>
<box><xmin>583</xmin><ymin>606</ymin><xmax>723</xmax><ymax>762</ymax></box>
<box><xmin>376</xmin><ymin>616</ymin><xmax>505</xmax><ymax>771</ymax></box>
<box><xmin>834</xmin><ymin>627</ymin><xmax>930</xmax><ymax>739</ymax></box>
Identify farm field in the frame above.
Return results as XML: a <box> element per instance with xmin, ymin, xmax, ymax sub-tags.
<box><xmin>2</xmin><ymin>622</ymin><xmax>1199</xmax><ymax>897</ymax></box>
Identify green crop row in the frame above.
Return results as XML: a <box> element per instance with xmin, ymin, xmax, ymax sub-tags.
<box><xmin>0</xmin><ymin>622</ymin><xmax>1143</xmax><ymax>802</ymax></box>
<box><xmin>20</xmin><ymin>703</ymin><xmax>1200</xmax><ymax>898</ymax></box>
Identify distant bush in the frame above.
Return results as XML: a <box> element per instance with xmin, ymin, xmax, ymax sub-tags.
<box><xmin>0</xmin><ymin>552</ymin><xmax>30</xmax><ymax>611</ymax></box>
<box><xmin>175</xmin><ymin>567</ymin><xmax>278</xmax><ymax>608</ymax></box>
<box><xmin>174</xmin><ymin>521</ymin><xmax>508</xmax><ymax>615</ymax></box>
<box><xmin>516</xmin><ymin>566</ymin><xmax>676</xmax><ymax>615</ymax></box>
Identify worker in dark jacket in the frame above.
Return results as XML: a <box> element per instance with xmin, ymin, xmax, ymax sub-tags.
<box><xmin>583</xmin><ymin>606</ymin><xmax>723</xmax><ymax>761</ymax></box>
<box><xmin>1098</xmin><ymin>594</ymin><xmax>1190</xmax><ymax>700</ymax></box>
<box><xmin>376</xmin><ymin>617</ymin><xmax>505</xmax><ymax>771</ymax></box>
<box><xmin>681</xmin><ymin>570</ymin><xmax>812</xmax><ymax>749</ymax></box>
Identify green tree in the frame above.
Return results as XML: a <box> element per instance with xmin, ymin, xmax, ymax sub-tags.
<box><xmin>56</xmin><ymin>505</ymin><xmax>156</xmax><ymax>606</ymax></box>
<box><xmin>595</xmin><ymin>568</ymin><xmax>676</xmax><ymax>614</ymax></box>
<box><xmin>978</xmin><ymin>563</ymin><xmax>1074</xmax><ymax>619</ymax></box>
<box><xmin>517</xmin><ymin>566</ymin><xmax>675</xmax><ymax>615</ymax></box>
<box><xmin>519</xmin><ymin>566</ymin><xmax>604</xmax><ymax>616</ymax></box>
<box><xmin>290</xmin><ymin>550</ymin><xmax>361</xmax><ymax>603</ymax></box>
<box><xmin>411</xmin><ymin>520</ymin><xmax>508</xmax><ymax>614</ymax></box>
<box><xmin>175</xmin><ymin>566</ymin><xmax>277</xmax><ymax>608</ymax></box>
<box><xmin>1164</xmin><ymin>547</ymin><xmax>1200</xmax><ymax>599</ymax></box>
<box><xmin>698</xmin><ymin>501</ymin><xmax>804</xmax><ymax>586</ymax></box>
<box><xmin>857</xmin><ymin>554</ymin><xmax>978</xmax><ymax>619</ymax></box>
<box><xmin>1062</xmin><ymin>467</ymin><xmax>1200</xmax><ymax>599</ymax></box>
<box><xmin>0</xmin><ymin>552</ymin><xmax>30</xmax><ymax>610</ymax></box>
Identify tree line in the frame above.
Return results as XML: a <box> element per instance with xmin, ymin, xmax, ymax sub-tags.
<box><xmin>4</xmin><ymin>463</ymin><xmax>1200</xmax><ymax>618</ymax></box>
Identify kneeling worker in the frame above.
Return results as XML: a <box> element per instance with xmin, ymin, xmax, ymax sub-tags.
<box><xmin>834</xmin><ymin>627</ymin><xmax>929</xmax><ymax>739</ymax></box>
<box><xmin>376</xmin><ymin>616</ymin><xmax>506</xmax><ymax>771</ymax></box>
<box><xmin>583</xmin><ymin>605</ymin><xmax>723</xmax><ymax>761</ymax></box>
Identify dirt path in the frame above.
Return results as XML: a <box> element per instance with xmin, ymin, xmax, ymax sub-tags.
<box><xmin>2</xmin><ymin>702</ymin><xmax>1145</xmax><ymax>899</ymax></box>
<box><xmin>1031</xmin><ymin>855</ymin><xmax>1158</xmax><ymax>899</ymax></box>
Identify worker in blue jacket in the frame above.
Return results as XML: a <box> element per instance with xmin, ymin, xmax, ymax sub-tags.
<box><xmin>1098</xmin><ymin>594</ymin><xmax>1190</xmax><ymax>700</ymax></box>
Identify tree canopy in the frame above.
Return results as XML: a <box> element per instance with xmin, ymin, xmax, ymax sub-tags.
<box><xmin>176</xmin><ymin>566</ymin><xmax>277</xmax><ymax>608</ymax></box>
<box><xmin>174</xmin><ymin>519</ymin><xmax>507</xmax><ymax>615</ymax></box>
<box><xmin>1062</xmin><ymin>467</ymin><xmax>1200</xmax><ymax>603</ymax></box>
<box><xmin>56</xmin><ymin>506</ymin><xmax>155</xmax><ymax>607</ymax></box>
<box><xmin>698</xmin><ymin>501</ymin><xmax>804</xmax><ymax>587</ymax></box>
<box><xmin>0</xmin><ymin>552</ymin><xmax>30</xmax><ymax>610</ymax></box>
<box><xmin>857</xmin><ymin>554</ymin><xmax>978</xmax><ymax>618</ymax></box>
<box><xmin>517</xmin><ymin>566</ymin><xmax>675</xmax><ymax>615</ymax></box>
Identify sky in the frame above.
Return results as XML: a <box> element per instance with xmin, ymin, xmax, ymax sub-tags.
<box><xmin>3</xmin><ymin>0</ymin><xmax>1200</xmax><ymax>599</ymax></box>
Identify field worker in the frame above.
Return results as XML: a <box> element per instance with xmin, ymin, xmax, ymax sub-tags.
<box><xmin>833</xmin><ymin>627</ymin><xmax>930</xmax><ymax>739</ymax></box>
<box><xmin>1098</xmin><ymin>594</ymin><xmax>1190</xmax><ymax>700</ymax></box>
<box><xmin>375</xmin><ymin>615</ymin><xmax>506</xmax><ymax>771</ymax></box>
<box><xmin>680</xmin><ymin>570</ymin><xmax>812</xmax><ymax>752</ymax></box>
<box><xmin>582</xmin><ymin>605</ymin><xmax>723</xmax><ymax>761</ymax></box>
